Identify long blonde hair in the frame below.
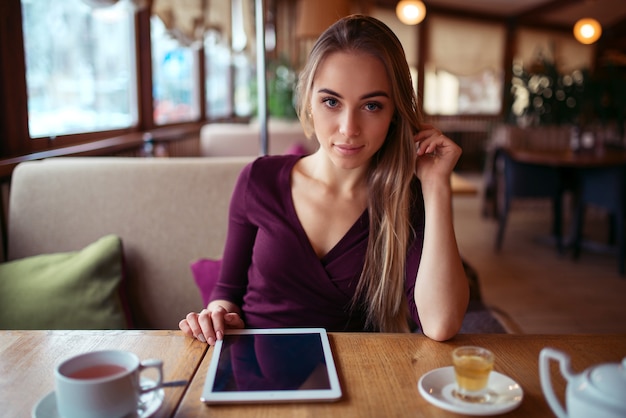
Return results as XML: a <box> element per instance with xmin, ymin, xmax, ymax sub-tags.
<box><xmin>295</xmin><ymin>15</ymin><xmax>422</xmax><ymax>332</ymax></box>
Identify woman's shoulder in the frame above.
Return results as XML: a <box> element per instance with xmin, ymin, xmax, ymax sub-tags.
<box><xmin>237</xmin><ymin>154</ymin><xmax>302</xmax><ymax>193</ymax></box>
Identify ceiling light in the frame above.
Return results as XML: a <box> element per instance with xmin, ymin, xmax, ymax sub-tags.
<box><xmin>573</xmin><ymin>18</ymin><xmax>602</xmax><ymax>45</ymax></box>
<box><xmin>396</xmin><ymin>1</ymin><xmax>426</xmax><ymax>25</ymax></box>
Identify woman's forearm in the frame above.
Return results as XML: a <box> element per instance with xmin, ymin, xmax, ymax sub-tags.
<box><xmin>414</xmin><ymin>180</ymin><xmax>469</xmax><ymax>341</ymax></box>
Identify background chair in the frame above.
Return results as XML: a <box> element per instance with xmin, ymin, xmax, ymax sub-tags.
<box><xmin>571</xmin><ymin>165</ymin><xmax>626</xmax><ymax>276</ymax></box>
<box><xmin>459</xmin><ymin>261</ymin><xmax>522</xmax><ymax>334</ymax></box>
<box><xmin>494</xmin><ymin>148</ymin><xmax>567</xmax><ymax>252</ymax></box>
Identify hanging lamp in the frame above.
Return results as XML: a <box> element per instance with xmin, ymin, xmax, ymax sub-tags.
<box><xmin>573</xmin><ymin>18</ymin><xmax>602</xmax><ymax>45</ymax></box>
<box><xmin>396</xmin><ymin>0</ymin><xmax>426</xmax><ymax>25</ymax></box>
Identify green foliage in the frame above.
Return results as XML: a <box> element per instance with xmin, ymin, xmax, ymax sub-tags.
<box><xmin>267</xmin><ymin>58</ymin><xmax>298</xmax><ymax>119</ymax></box>
<box><xmin>250</xmin><ymin>55</ymin><xmax>298</xmax><ymax>119</ymax></box>
<box><xmin>509</xmin><ymin>58</ymin><xmax>626</xmax><ymax>132</ymax></box>
<box><xmin>509</xmin><ymin>59</ymin><xmax>587</xmax><ymax>126</ymax></box>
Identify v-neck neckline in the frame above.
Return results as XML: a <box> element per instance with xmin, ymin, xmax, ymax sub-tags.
<box><xmin>283</xmin><ymin>156</ymin><xmax>368</xmax><ymax>262</ymax></box>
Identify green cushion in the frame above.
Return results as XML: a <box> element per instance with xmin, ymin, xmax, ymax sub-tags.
<box><xmin>0</xmin><ymin>235</ymin><xmax>128</xmax><ymax>330</ymax></box>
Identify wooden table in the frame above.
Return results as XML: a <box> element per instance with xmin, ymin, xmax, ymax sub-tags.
<box><xmin>451</xmin><ymin>172</ymin><xmax>478</xmax><ymax>195</ymax></box>
<box><xmin>2</xmin><ymin>331</ymin><xmax>625</xmax><ymax>417</ymax></box>
<box><xmin>0</xmin><ymin>330</ymin><xmax>207</xmax><ymax>418</ymax></box>
<box><xmin>178</xmin><ymin>333</ymin><xmax>626</xmax><ymax>417</ymax></box>
<box><xmin>506</xmin><ymin>147</ymin><xmax>626</xmax><ymax>169</ymax></box>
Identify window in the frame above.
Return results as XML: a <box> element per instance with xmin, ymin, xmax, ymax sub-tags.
<box><xmin>233</xmin><ymin>51</ymin><xmax>254</xmax><ymax>118</ymax></box>
<box><xmin>21</xmin><ymin>0</ymin><xmax>137</xmax><ymax>138</ymax></box>
<box><xmin>204</xmin><ymin>0</ymin><xmax>255</xmax><ymax>119</ymax></box>
<box><xmin>424</xmin><ymin>15</ymin><xmax>505</xmax><ymax>115</ymax></box>
<box><xmin>424</xmin><ymin>68</ymin><xmax>502</xmax><ymax>115</ymax></box>
<box><xmin>205</xmin><ymin>29</ymin><xmax>233</xmax><ymax>119</ymax></box>
<box><xmin>151</xmin><ymin>15</ymin><xmax>199</xmax><ymax>125</ymax></box>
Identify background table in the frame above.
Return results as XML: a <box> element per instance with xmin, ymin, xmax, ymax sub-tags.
<box><xmin>176</xmin><ymin>333</ymin><xmax>626</xmax><ymax>418</ymax></box>
<box><xmin>451</xmin><ymin>172</ymin><xmax>478</xmax><ymax>196</ymax></box>
<box><xmin>506</xmin><ymin>147</ymin><xmax>626</xmax><ymax>168</ymax></box>
<box><xmin>0</xmin><ymin>330</ymin><xmax>207</xmax><ymax>418</ymax></box>
<box><xmin>505</xmin><ymin>147</ymin><xmax>626</xmax><ymax>274</ymax></box>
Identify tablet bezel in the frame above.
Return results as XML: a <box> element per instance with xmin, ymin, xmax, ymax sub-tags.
<box><xmin>200</xmin><ymin>328</ymin><xmax>342</xmax><ymax>404</ymax></box>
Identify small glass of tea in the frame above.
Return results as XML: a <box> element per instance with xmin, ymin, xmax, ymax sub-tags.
<box><xmin>451</xmin><ymin>346</ymin><xmax>495</xmax><ymax>403</ymax></box>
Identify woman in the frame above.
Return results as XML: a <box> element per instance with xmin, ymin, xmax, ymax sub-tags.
<box><xmin>180</xmin><ymin>14</ymin><xmax>468</xmax><ymax>343</ymax></box>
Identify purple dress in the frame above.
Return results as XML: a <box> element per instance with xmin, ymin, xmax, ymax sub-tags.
<box><xmin>210</xmin><ymin>155</ymin><xmax>424</xmax><ymax>331</ymax></box>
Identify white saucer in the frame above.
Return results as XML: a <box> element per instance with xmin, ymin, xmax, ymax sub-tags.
<box><xmin>31</xmin><ymin>378</ymin><xmax>165</xmax><ymax>418</ymax></box>
<box><xmin>418</xmin><ymin>366</ymin><xmax>523</xmax><ymax>416</ymax></box>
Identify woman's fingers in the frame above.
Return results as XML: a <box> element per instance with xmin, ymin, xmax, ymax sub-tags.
<box><xmin>224</xmin><ymin>312</ymin><xmax>245</xmax><ymax>329</ymax></box>
<box><xmin>178</xmin><ymin>317</ymin><xmax>194</xmax><ymax>337</ymax></box>
<box><xmin>179</xmin><ymin>308</ymin><xmax>246</xmax><ymax>345</ymax></box>
<box><xmin>205</xmin><ymin>306</ymin><xmax>229</xmax><ymax>344</ymax></box>
<box><xmin>414</xmin><ymin>127</ymin><xmax>446</xmax><ymax>156</ymax></box>
<box><xmin>178</xmin><ymin>306</ymin><xmax>245</xmax><ymax>345</ymax></box>
<box><xmin>179</xmin><ymin>311</ymin><xmax>207</xmax><ymax>343</ymax></box>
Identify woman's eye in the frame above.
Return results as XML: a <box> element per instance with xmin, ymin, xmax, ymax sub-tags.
<box><xmin>365</xmin><ymin>102</ymin><xmax>382</xmax><ymax>111</ymax></box>
<box><xmin>322</xmin><ymin>97</ymin><xmax>339</xmax><ymax>108</ymax></box>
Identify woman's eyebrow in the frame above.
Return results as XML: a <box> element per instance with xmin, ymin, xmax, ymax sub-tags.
<box><xmin>362</xmin><ymin>90</ymin><xmax>390</xmax><ymax>100</ymax></box>
<box><xmin>317</xmin><ymin>88</ymin><xmax>343</xmax><ymax>97</ymax></box>
<box><xmin>317</xmin><ymin>88</ymin><xmax>390</xmax><ymax>100</ymax></box>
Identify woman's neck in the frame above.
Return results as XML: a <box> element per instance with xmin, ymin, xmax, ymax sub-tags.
<box><xmin>301</xmin><ymin>151</ymin><xmax>369</xmax><ymax>196</ymax></box>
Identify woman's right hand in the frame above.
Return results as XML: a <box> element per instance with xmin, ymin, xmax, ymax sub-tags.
<box><xmin>179</xmin><ymin>301</ymin><xmax>245</xmax><ymax>345</ymax></box>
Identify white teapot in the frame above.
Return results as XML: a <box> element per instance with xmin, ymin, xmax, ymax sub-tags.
<box><xmin>539</xmin><ymin>347</ymin><xmax>626</xmax><ymax>418</ymax></box>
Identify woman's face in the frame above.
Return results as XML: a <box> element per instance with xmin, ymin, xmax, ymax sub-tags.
<box><xmin>310</xmin><ymin>52</ymin><xmax>395</xmax><ymax>170</ymax></box>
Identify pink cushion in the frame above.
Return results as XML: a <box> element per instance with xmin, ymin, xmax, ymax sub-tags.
<box><xmin>190</xmin><ymin>258</ymin><xmax>222</xmax><ymax>307</ymax></box>
<box><xmin>284</xmin><ymin>143</ymin><xmax>308</xmax><ymax>155</ymax></box>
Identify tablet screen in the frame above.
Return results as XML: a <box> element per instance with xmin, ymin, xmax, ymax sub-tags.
<box><xmin>201</xmin><ymin>328</ymin><xmax>342</xmax><ymax>403</ymax></box>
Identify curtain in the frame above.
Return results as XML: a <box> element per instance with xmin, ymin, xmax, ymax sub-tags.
<box><xmin>516</xmin><ymin>27</ymin><xmax>595</xmax><ymax>73</ymax></box>
<box><xmin>427</xmin><ymin>14</ymin><xmax>506</xmax><ymax>76</ymax></box>
<box><xmin>231</xmin><ymin>0</ymin><xmax>256</xmax><ymax>55</ymax></box>
<box><xmin>152</xmin><ymin>0</ymin><xmax>232</xmax><ymax>47</ymax></box>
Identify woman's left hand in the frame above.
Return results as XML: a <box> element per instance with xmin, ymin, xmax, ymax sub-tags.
<box><xmin>413</xmin><ymin>124</ymin><xmax>462</xmax><ymax>183</ymax></box>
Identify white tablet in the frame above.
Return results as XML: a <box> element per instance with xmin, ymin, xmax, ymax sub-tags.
<box><xmin>200</xmin><ymin>328</ymin><xmax>342</xmax><ymax>404</ymax></box>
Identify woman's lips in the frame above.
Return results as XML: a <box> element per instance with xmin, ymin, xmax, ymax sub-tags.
<box><xmin>335</xmin><ymin>144</ymin><xmax>363</xmax><ymax>156</ymax></box>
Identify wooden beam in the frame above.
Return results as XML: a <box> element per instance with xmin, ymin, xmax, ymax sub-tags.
<box><xmin>516</xmin><ymin>0</ymin><xmax>580</xmax><ymax>19</ymax></box>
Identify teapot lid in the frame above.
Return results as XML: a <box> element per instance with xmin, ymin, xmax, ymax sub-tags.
<box><xmin>588</xmin><ymin>358</ymin><xmax>626</xmax><ymax>401</ymax></box>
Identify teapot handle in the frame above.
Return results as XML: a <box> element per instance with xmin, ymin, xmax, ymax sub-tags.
<box><xmin>539</xmin><ymin>348</ymin><xmax>576</xmax><ymax>418</ymax></box>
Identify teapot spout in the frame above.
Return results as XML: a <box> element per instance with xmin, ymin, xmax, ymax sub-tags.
<box><xmin>540</xmin><ymin>347</ymin><xmax>576</xmax><ymax>418</ymax></box>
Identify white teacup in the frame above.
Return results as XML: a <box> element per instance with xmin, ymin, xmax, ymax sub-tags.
<box><xmin>55</xmin><ymin>350</ymin><xmax>163</xmax><ymax>418</ymax></box>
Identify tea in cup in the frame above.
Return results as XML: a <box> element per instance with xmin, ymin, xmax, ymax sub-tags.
<box><xmin>55</xmin><ymin>350</ymin><xmax>163</xmax><ymax>418</ymax></box>
<box><xmin>451</xmin><ymin>346</ymin><xmax>494</xmax><ymax>403</ymax></box>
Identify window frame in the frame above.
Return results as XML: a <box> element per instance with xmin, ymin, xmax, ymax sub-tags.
<box><xmin>0</xmin><ymin>0</ymin><xmax>210</xmax><ymax>161</ymax></box>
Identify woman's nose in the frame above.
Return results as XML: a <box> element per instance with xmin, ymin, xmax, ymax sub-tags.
<box><xmin>339</xmin><ymin>111</ymin><xmax>360</xmax><ymax>138</ymax></box>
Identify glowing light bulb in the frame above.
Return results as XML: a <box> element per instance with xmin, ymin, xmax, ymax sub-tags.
<box><xmin>573</xmin><ymin>18</ymin><xmax>602</xmax><ymax>45</ymax></box>
<box><xmin>396</xmin><ymin>1</ymin><xmax>426</xmax><ymax>26</ymax></box>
